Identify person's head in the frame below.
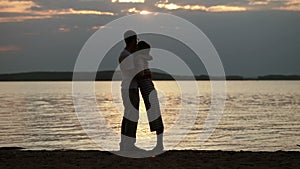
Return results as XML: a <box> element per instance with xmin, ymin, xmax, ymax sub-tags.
<box><xmin>124</xmin><ymin>30</ymin><xmax>137</xmax><ymax>47</ymax></box>
<box><xmin>137</xmin><ymin>41</ymin><xmax>150</xmax><ymax>54</ymax></box>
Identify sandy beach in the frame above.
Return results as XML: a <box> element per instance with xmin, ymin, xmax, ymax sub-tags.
<box><xmin>0</xmin><ymin>148</ymin><xmax>299</xmax><ymax>169</ymax></box>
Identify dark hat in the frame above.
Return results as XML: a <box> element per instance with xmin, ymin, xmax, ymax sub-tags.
<box><xmin>123</xmin><ymin>30</ymin><xmax>137</xmax><ymax>39</ymax></box>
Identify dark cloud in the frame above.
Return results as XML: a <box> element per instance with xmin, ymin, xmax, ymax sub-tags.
<box><xmin>31</xmin><ymin>0</ymin><xmax>118</xmax><ymax>11</ymax></box>
<box><xmin>0</xmin><ymin>0</ymin><xmax>299</xmax><ymax>76</ymax></box>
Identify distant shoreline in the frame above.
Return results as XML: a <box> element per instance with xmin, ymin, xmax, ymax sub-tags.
<box><xmin>0</xmin><ymin>71</ymin><xmax>299</xmax><ymax>81</ymax></box>
<box><xmin>0</xmin><ymin>148</ymin><xmax>299</xmax><ymax>168</ymax></box>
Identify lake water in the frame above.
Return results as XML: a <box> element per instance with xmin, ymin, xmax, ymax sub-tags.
<box><xmin>0</xmin><ymin>81</ymin><xmax>299</xmax><ymax>151</ymax></box>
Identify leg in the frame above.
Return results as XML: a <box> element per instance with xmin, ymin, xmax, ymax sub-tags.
<box><xmin>120</xmin><ymin>88</ymin><xmax>139</xmax><ymax>150</ymax></box>
<box><xmin>138</xmin><ymin>79</ymin><xmax>164</xmax><ymax>132</ymax></box>
<box><xmin>155</xmin><ymin>128</ymin><xmax>164</xmax><ymax>151</ymax></box>
<box><xmin>138</xmin><ymin>79</ymin><xmax>164</xmax><ymax>150</ymax></box>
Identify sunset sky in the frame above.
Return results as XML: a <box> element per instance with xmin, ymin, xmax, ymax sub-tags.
<box><xmin>0</xmin><ymin>0</ymin><xmax>299</xmax><ymax>76</ymax></box>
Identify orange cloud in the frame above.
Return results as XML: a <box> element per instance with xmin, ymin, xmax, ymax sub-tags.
<box><xmin>0</xmin><ymin>0</ymin><xmax>115</xmax><ymax>23</ymax></box>
<box><xmin>0</xmin><ymin>0</ymin><xmax>40</xmax><ymax>13</ymax></box>
<box><xmin>274</xmin><ymin>0</ymin><xmax>300</xmax><ymax>11</ymax></box>
<box><xmin>112</xmin><ymin>0</ymin><xmax>145</xmax><ymax>3</ymax></box>
<box><xmin>88</xmin><ymin>25</ymin><xmax>107</xmax><ymax>31</ymax></box>
<box><xmin>249</xmin><ymin>0</ymin><xmax>270</xmax><ymax>5</ymax></box>
<box><xmin>156</xmin><ymin>3</ymin><xmax>180</xmax><ymax>10</ymax></box>
<box><xmin>57</xmin><ymin>25</ymin><xmax>80</xmax><ymax>32</ymax></box>
<box><xmin>58</xmin><ymin>27</ymin><xmax>71</xmax><ymax>32</ymax></box>
<box><xmin>0</xmin><ymin>45</ymin><xmax>21</xmax><ymax>52</ymax></box>
<box><xmin>274</xmin><ymin>5</ymin><xmax>300</xmax><ymax>11</ymax></box>
<box><xmin>0</xmin><ymin>15</ymin><xmax>52</xmax><ymax>22</ymax></box>
<box><xmin>155</xmin><ymin>2</ymin><xmax>246</xmax><ymax>12</ymax></box>
<box><xmin>122</xmin><ymin>8</ymin><xmax>152</xmax><ymax>15</ymax></box>
<box><xmin>35</xmin><ymin>8</ymin><xmax>115</xmax><ymax>16</ymax></box>
<box><xmin>207</xmin><ymin>5</ymin><xmax>247</xmax><ymax>12</ymax></box>
<box><xmin>156</xmin><ymin>3</ymin><xmax>206</xmax><ymax>10</ymax></box>
<box><xmin>286</xmin><ymin>0</ymin><xmax>300</xmax><ymax>5</ymax></box>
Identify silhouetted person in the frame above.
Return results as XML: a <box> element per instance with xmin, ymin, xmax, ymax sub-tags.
<box><xmin>119</xmin><ymin>30</ymin><xmax>144</xmax><ymax>152</ymax></box>
<box><xmin>134</xmin><ymin>41</ymin><xmax>164</xmax><ymax>151</ymax></box>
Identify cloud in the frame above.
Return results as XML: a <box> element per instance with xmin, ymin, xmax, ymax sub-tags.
<box><xmin>0</xmin><ymin>0</ymin><xmax>115</xmax><ymax>23</ymax></box>
<box><xmin>87</xmin><ymin>25</ymin><xmax>109</xmax><ymax>31</ymax></box>
<box><xmin>89</xmin><ymin>25</ymin><xmax>106</xmax><ymax>30</ymax></box>
<box><xmin>35</xmin><ymin>8</ymin><xmax>115</xmax><ymax>16</ymax></box>
<box><xmin>153</xmin><ymin>0</ymin><xmax>300</xmax><ymax>12</ymax></box>
<box><xmin>0</xmin><ymin>15</ymin><xmax>52</xmax><ymax>23</ymax></box>
<box><xmin>249</xmin><ymin>0</ymin><xmax>270</xmax><ymax>5</ymax></box>
<box><xmin>58</xmin><ymin>27</ymin><xmax>71</xmax><ymax>33</ymax></box>
<box><xmin>274</xmin><ymin>5</ymin><xmax>300</xmax><ymax>11</ymax></box>
<box><xmin>0</xmin><ymin>45</ymin><xmax>21</xmax><ymax>52</ymax></box>
<box><xmin>155</xmin><ymin>3</ymin><xmax>204</xmax><ymax>10</ymax></box>
<box><xmin>1</xmin><ymin>0</ymin><xmax>300</xmax><ymax>23</ymax></box>
<box><xmin>121</xmin><ymin>7</ymin><xmax>152</xmax><ymax>14</ymax></box>
<box><xmin>0</xmin><ymin>0</ymin><xmax>40</xmax><ymax>13</ymax></box>
<box><xmin>273</xmin><ymin>0</ymin><xmax>300</xmax><ymax>11</ymax></box>
<box><xmin>56</xmin><ymin>25</ymin><xmax>81</xmax><ymax>33</ymax></box>
<box><xmin>155</xmin><ymin>2</ymin><xmax>247</xmax><ymax>12</ymax></box>
<box><xmin>112</xmin><ymin>0</ymin><xmax>145</xmax><ymax>3</ymax></box>
<box><xmin>286</xmin><ymin>0</ymin><xmax>300</xmax><ymax>5</ymax></box>
<box><xmin>207</xmin><ymin>5</ymin><xmax>247</xmax><ymax>12</ymax></box>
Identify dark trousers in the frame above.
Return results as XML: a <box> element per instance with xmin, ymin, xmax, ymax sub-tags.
<box><xmin>121</xmin><ymin>88</ymin><xmax>139</xmax><ymax>138</ymax></box>
<box><xmin>121</xmin><ymin>79</ymin><xmax>164</xmax><ymax>139</ymax></box>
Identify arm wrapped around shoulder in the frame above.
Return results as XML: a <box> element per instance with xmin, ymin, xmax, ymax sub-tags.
<box><xmin>142</xmin><ymin>69</ymin><xmax>152</xmax><ymax>79</ymax></box>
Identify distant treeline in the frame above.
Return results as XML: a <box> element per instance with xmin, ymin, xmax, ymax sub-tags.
<box><xmin>257</xmin><ymin>75</ymin><xmax>300</xmax><ymax>80</ymax></box>
<box><xmin>0</xmin><ymin>71</ymin><xmax>299</xmax><ymax>81</ymax></box>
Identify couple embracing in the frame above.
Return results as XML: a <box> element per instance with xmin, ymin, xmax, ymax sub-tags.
<box><xmin>118</xmin><ymin>30</ymin><xmax>164</xmax><ymax>153</ymax></box>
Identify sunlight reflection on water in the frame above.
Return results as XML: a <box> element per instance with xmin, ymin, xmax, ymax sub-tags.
<box><xmin>0</xmin><ymin>81</ymin><xmax>299</xmax><ymax>151</ymax></box>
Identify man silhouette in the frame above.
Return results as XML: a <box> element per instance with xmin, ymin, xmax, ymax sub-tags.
<box><xmin>119</xmin><ymin>30</ymin><xmax>143</xmax><ymax>152</ymax></box>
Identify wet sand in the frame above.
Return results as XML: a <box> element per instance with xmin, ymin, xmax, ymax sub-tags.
<box><xmin>0</xmin><ymin>148</ymin><xmax>299</xmax><ymax>169</ymax></box>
